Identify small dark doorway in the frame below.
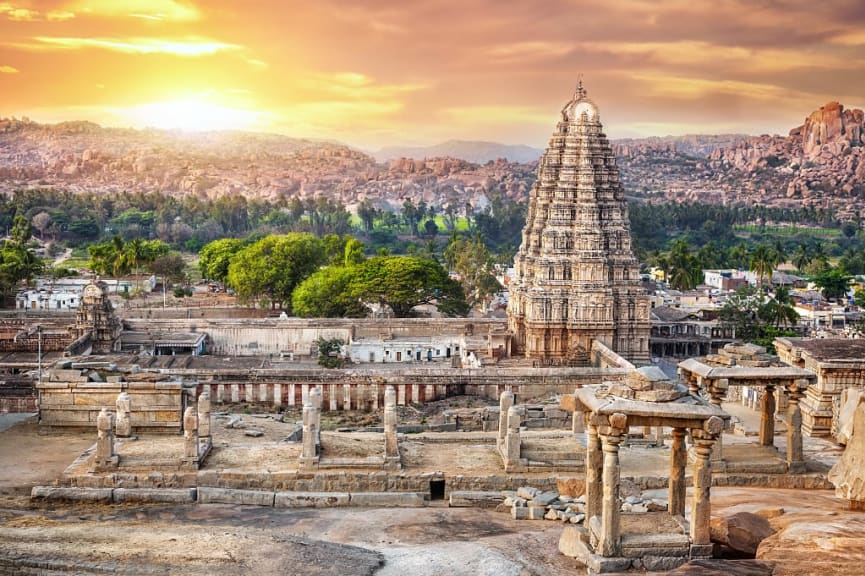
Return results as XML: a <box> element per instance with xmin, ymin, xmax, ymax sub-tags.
<box><xmin>430</xmin><ymin>479</ymin><xmax>445</xmax><ymax>501</ymax></box>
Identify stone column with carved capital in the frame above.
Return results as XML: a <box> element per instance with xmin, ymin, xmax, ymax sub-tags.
<box><xmin>183</xmin><ymin>406</ymin><xmax>198</xmax><ymax>459</ymax></box>
<box><xmin>599</xmin><ymin>412</ymin><xmax>627</xmax><ymax>557</ymax></box>
<box><xmin>94</xmin><ymin>407</ymin><xmax>116</xmax><ymax>466</ymax></box>
<box><xmin>669</xmin><ymin>427</ymin><xmax>687</xmax><ymax>517</ymax></box>
<box><xmin>786</xmin><ymin>381</ymin><xmax>806</xmax><ymax>472</ymax></box>
<box><xmin>197</xmin><ymin>390</ymin><xmax>211</xmax><ymax>440</ymax></box>
<box><xmin>760</xmin><ymin>386</ymin><xmax>776</xmax><ymax>447</ymax></box>
<box><xmin>502</xmin><ymin>405</ymin><xmax>522</xmax><ymax>471</ymax></box>
<box><xmin>384</xmin><ymin>385</ymin><xmax>400</xmax><ymax>469</ymax></box>
<box><xmin>498</xmin><ymin>391</ymin><xmax>514</xmax><ymax>446</ymax></box>
<box><xmin>585</xmin><ymin>422</ymin><xmax>603</xmax><ymax>526</ymax></box>
<box><xmin>115</xmin><ymin>392</ymin><xmax>132</xmax><ymax>438</ymax></box>
<box><xmin>689</xmin><ymin>416</ymin><xmax>722</xmax><ymax>555</ymax></box>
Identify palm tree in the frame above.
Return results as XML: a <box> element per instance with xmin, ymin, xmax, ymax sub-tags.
<box><xmin>749</xmin><ymin>244</ymin><xmax>777</xmax><ymax>289</ymax></box>
<box><xmin>772</xmin><ymin>239</ymin><xmax>788</xmax><ymax>268</ymax></box>
<box><xmin>761</xmin><ymin>286</ymin><xmax>800</xmax><ymax>328</ymax></box>
<box><xmin>730</xmin><ymin>242</ymin><xmax>749</xmax><ymax>270</ymax></box>
<box><xmin>791</xmin><ymin>244</ymin><xmax>812</xmax><ymax>272</ymax></box>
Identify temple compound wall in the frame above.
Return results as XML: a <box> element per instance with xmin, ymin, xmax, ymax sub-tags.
<box><xmin>507</xmin><ymin>83</ymin><xmax>650</xmax><ymax>365</ymax></box>
<box><xmin>122</xmin><ymin>317</ymin><xmax>508</xmax><ymax>359</ymax></box>
<box><xmin>775</xmin><ymin>337</ymin><xmax>865</xmax><ymax>437</ymax></box>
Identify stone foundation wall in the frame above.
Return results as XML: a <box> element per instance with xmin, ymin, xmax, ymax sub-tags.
<box><xmin>38</xmin><ymin>379</ymin><xmax>186</xmax><ymax>431</ymax></box>
<box><xmin>0</xmin><ymin>377</ymin><xmax>36</xmax><ymax>413</ymax></box>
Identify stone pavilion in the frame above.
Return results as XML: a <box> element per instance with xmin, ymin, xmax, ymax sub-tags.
<box><xmin>507</xmin><ymin>82</ymin><xmax>649</xmax><ymax>363</ymax></box>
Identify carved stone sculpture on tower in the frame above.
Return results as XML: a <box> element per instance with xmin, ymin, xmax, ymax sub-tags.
<box><xmin>507</xmin><ymin>82</ymin><xmax>650</xmax><ymax>363</ymax></box>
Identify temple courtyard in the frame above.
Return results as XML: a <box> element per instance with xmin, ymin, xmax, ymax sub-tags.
<box><xmin>1</xmin><ymin>399</ymin><xmax>864</xmax><ymax>576</ymax></box>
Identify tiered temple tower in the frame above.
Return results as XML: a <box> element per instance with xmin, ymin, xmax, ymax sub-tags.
<box><xmin>507</xmin><ymin>82</ymin><xmax>649</xmax><ymax>363</ymax></box>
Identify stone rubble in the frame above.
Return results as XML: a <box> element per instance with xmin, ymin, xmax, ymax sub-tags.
<box><xmin>501</xmin><ymin>485</ymin><xmax>667</xmax><ymax>525</ymax></box>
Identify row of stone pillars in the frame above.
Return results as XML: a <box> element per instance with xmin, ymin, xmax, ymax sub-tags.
<box><xmin>692</xmin><ymin>377</ymin><xmax>807</xmax><ymax>472</ymax></box>
<box><xmin>585</xmin><ymin>413</ymin><xmax>721</xmax><ymax>558</ymax></box>
<box><xmin>92</xmin><ymin>391</ymin><xmax>212</xmax><ymax>472</ymax></box>
<box><xmin>300</xmin><ymin>385</ymin><xmax>401</xmax><ymax>471</ymax></box>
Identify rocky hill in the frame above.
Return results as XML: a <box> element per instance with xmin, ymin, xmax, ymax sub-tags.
<box><xmin>0</xmin><ymin>117</ymin><xmax>535</xmax><ymax>212</ymax></box>
<box><xmin>1</xmin><ymin>101</ymin><xmax>864</xmax><ymax>216</ymax></box>
<box><xmin>374</xmin><ymin>140</ymin><xmax>542</xmax><ymax>164</ymax></box>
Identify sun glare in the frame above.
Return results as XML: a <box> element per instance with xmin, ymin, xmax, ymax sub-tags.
<box><xmin>115</xmin><ymin>99</ymin><xmax>267</xmax><ymax>132</ymax></box>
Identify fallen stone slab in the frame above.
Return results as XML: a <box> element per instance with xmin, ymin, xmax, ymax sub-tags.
<box><xmin>30</xmin><ymin>486</ymin><xmax>113</xmax><ymax>503</ymax></box>
<box><xmin>349</xmin><ymin>492</ymin><xmax>426</xmax><ymax>507</ymax></box>
<box><xmin>516</xmin><ymin>486</ymin><xmax>539</xmax><ymax>499</ymax></box>
<box><xmin>448</xmin><ymin>491</ymin><xmax>504</xmax><ymax>508</ymax></box>
<box><xmin>274</xmin><ymin>491</ymin><xmax>350</xmax><ymax>508</ymax></box>
<box><xmin>244</xmin><ymin>429</ymin><xmax>264</xmax><ymax>438</ymax></box>
<box><xmin>531</xmin><ymin>491</ymin><xmax>559</xmax><ymax>506</ymax></box>
<box><xmin>512</xmin><ymin>505</ymin><xmax>545</xmax><ymax>520</ymax></box>
<box><xmin>113</xmin><ymin>488</ymin><xmax>196</xmax><ymax>504</ymax></box>
<box><xmin>197</xmin><ymin>487</ymin><xmax>275</xmax><ymax>507</ymax></box>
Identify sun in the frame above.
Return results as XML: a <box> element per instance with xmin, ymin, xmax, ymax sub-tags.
<box><xmin>115</xmin><ymin>97</ymin><xmax>267</xmax><ymax>132</ymax></box>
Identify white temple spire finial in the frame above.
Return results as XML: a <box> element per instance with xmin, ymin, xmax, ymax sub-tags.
<box><xmin>576</xmin><ymin>75</ymin><xmax>586</xmax><ymax>100</ymax></box>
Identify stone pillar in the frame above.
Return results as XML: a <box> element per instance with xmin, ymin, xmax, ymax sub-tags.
<box><xmin>708</xmin><ymin>379</ymin><xmax>728</xmax><ymax>463</ymax></box>
<box><xmin>690</xmin><ymin>417</ymin><xmax>721</xmax><ymax>556</ymax></box>
<box><xmin>300</xmin><ymin>401</ymin><xmax>319</xmax><ymax>469</ymax></box>
<box><xmin>669</xmin><ymin>427</ymin><xmax>687</xmax><ymax>517</ymax></box>
<box><xmin>599</xmin><ymin>413</ymin><xmax>627</xmax><ymax>558</ymax></box>
<box><xmin>786</xmin><ymin>382</ymin><xmax>806</xmax><ymax>473</ymax></box>
<box><xmin>93</xmin><ymin>408</ymin><xmax>117</xmax><ymax>470</ymax></box>
<box><xmin>183</xmin><ymin>406</ymin><xmax>198</xmax><ymax>459</ymax></box>
<box><xmin>654</xmin><ymin>426</ymin><xmax>665</xmax><ymax>447</ymax></box>
<box><xmin>572</xmin><ymin>408</ymin><xmax>585</xmax><ymax>434</ymax></box>
<box><xmin>760</xmin><ymin>386</ymin><xmax>776</xmax><ymax>447</ymax></box>
<box><xmin>498</xmin><ymin>391</ymin><xmax>514</xmax><ymax>446</ymax></box>
<box><xmin>115</xmin><ymin>392</ymin><xmax>132</xmax><ymax>438</ymax></box>
<box><xmin>384</xmin><ymin>386</ymin><xmax>400</xmax><ymax>469</ymax></box>
<box><xmin>310</xmin><ymin>386</ymin><xmax>322</xmax><ymax>447</ymax></box>
<box><xmin>502</xmin><ymin>406</ymin><xmax>522</xmax><ymax>471</ymax></box>
<box><xmin>197</xmin><ymin>390</ymin><xmax>211</xmax><ymax>440</ymax></box>
<box><xmin>586</xmin><ymin>421</ymin><xmax>603</xmax><ymax>524</ymax></box>
<box><xmin>690</xmin><ymin>438</ymin><xmax>714</xmax><ymax>548</ymax></box>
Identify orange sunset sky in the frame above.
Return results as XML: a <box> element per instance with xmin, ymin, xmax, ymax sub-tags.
<box><xmin>1</xmin><ymin>0</ymin><xmax>864</xmax><ymax>149</ymax></box>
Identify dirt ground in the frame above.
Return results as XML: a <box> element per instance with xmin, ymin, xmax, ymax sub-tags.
<box><xmin>2</xmin><ymin>411</ymin><xmax>865</xmax><ymax>575</ymax></box>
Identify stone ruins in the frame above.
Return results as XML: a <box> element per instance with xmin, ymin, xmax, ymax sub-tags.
<box><xmin>507</xmin><ymin>82</ymin><xmax>650</xmax><ymax>363</ymax></box>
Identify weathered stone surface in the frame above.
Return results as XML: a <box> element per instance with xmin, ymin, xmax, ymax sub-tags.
<box><xmin>516</xmin><ymin>486</ymin><xmax>538</xmax><ymax>499</ymax></box>
<box><xmin>830</xmin><ymin>397</ymin><xmax>865</xmax><ymax>503</ymax></box>
<box><xmin>197</xmin><ymin>487</ymin><xmax>275</xmax><ymax>507</ymax></box>
<box><xmin>447</xmin><ymin>491</ymin><xmax>504</xmax><ymax>508</ymax></box>
<box><xmin>559</xmin><ymin>525</ymin><xmax>589</xmax><ymax>557</ymax></box>
<box><xmin>710</xmin><ymin>512</ymin><xmax>775</xmax><ymax>556</ymax></box>
<box><xmin>349</xmin><ymin>492</ymin><xmax>425</xmax><ymax>507</ymax></box>
<box><xmin>274</xmin><ymin>491</ymin><xmax>350</xmax><ymax>508</ymax></box>
<box><xmin>531</xmin><ymin>491</ymin><xmax>559</xmax><ymax>506</ymax></box>
<box><xmin>30</xmin><ymin>486</ymin><xmax>113</xmax><ymax>502</ymax></box>
<box><xmin>837</xmin><ymin>389</ymin><xmax>864</xmax><ymax>445</ymax></box>
<box><xmin>556</xmin><ymin>477</ymin><xmax>584</xmax><ymax>497</ymax></box>
<box><xmin>113</xmin><ymin>488</ymin><xmax>196</xmax><ymax>503</ymax></box>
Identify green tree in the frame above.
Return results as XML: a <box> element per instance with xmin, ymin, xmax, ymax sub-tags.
<box><xmin>343</xmin><ymin>237</ymin><xmax>365</xmax><ymax>267</ymax></box>
<box><xmin>812</xmin><ymin>267</ymin><xmax>852</xmax><ymax>300</ymax></box>
<box><xmin>791</xmin><ymin>244</ymin><xmax>812</xmax><ymax>272</ymax></box>
<box><xmin>444</xmin><ymin>234</ymin><xmax>503</xmax><ymax>309</ymax></box>
<box><xmin>0</xmin><ymin>215</ymin><xmax>44</xmax><ymax>298</ymax></box>
<box><xmin>292</xmin><ymin>266</ymin><xmax>366</xmax><ymax>318</ymax></box>
<box><xmin>315</xmin><ymin>337</ymin><xmax>345</xmax><ymax>368</ymax></box>
<box><xmin>349</xmin><ymin>256</ymin><xmax>468</xmax><ymax>317</ymax></box>
<box><xmin>199</xmin><ymin>238</ymin><xmax>245</xmax><ymax>282</ymax></box>
<box><xmin>759</xmin><ymin>286</ymin><xmax>800</xmax><ymax>328</ymax></box>
<box><xmin>749</xmin><ymin>243</ymin><xmax>778</xmax><ymax>289</ymax></box>
<box><xmin>719</xmin><ymin>285</ymin><xmax>765</xmax><ymax>343</ymax></box>
<box><xmin>667</xmin><ymin>239</ymin><xmax>700</xmax><ymax>290</ymax></box>
<box><xmin>226</xmin><ymin>233</ymin><xmax>325</xmax><ymax>310</ymax></box>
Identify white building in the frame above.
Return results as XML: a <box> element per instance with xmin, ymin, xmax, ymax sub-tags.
<box><xmin>348</xmin><ymin>336</ymin><xmax>466</xmax><ymax>365</ymax></box>
<box><xmin>16</xmin><ymin>288</ymin><xmax>80</xmax><ymax>310</ymax></box>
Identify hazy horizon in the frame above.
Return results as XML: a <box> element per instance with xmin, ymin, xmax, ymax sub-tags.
<box><xmin>2</xmin><ymin>0</ymin><xmax>864</xmax><ymax>149</ymax></box>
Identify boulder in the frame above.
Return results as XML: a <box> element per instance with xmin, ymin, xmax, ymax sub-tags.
<box><xmin>836</xmin><ymin>389</ymin><xmax>865</xmax><ymax>445</ymax></box>
<box><xmin>830</xmin><ymin>397</ymin><xmax>865</xmax><ymax>506</ymax></box>
<box><xmin>710</xmin><ymin>512</ymin><xmax>776</xmax><ymax>557</ymax></box>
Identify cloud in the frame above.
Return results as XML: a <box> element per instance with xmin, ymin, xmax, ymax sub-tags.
<box><xmin>68</xmin><ymin>0</ymin><xmax>199</xmax><ymax>21</ymax></box>
<box><xmin>32</xmin><ymin>36</ymin><xmax>240</xmax><ymax>56</ymax></box>
<box><xmin>0</xmin><ymin>65</ymin><xmax>18</xmax><ymax>73</ymax></box>
<box><xmin>0</xmin><ymin>3</ymin><xmax>74</xmax><ymax>21</ymax></box>
<box><xmin>484</xmin><ymin>41</ymin><xmax>574</xmax><ymax>62</ymax></box>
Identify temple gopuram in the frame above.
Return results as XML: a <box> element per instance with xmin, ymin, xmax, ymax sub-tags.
<box><xmin>507</xmin><ymin>82</ymin><xmax>650</xmax><ymax>363</ymax></box>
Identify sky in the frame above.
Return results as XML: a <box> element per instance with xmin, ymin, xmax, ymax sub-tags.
<box><xmin>1</xmin><ymin>0</ymin><xmax>865</xmax><ymax>149</ymax></box>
